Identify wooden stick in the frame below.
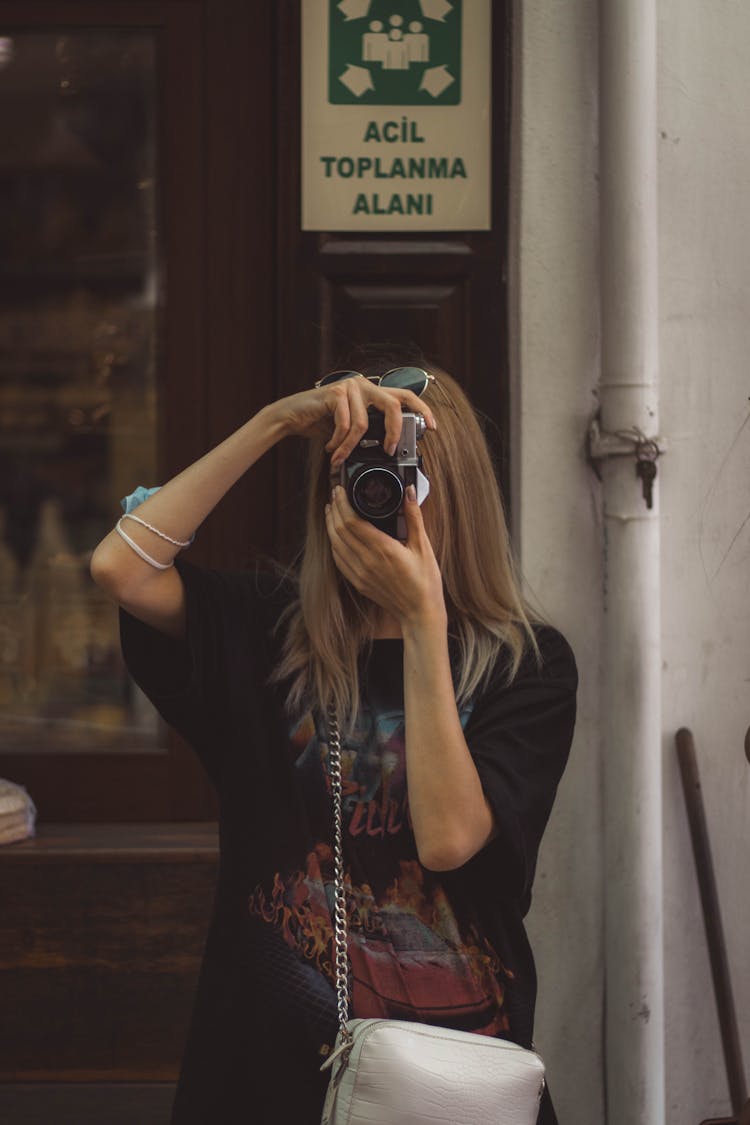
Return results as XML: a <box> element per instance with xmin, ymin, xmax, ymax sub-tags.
<box><xmin>676</xmin><ymin>728</ymin><xmax>748</xmax><ymax>1116</ymax></box>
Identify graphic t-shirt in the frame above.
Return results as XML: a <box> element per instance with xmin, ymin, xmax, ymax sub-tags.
<box><xmin>118</xmin><ymin>556</ymin><xmax>577</xmax><ymax>1125</ymax></box>
<box><xmin>248</xmin><ymin>642</ymin><xmax>513</xmax><ymax>1044</ymax></box>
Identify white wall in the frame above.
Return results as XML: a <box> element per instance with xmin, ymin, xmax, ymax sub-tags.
<box><xmin>510</xmin><ymin>2</ymin><xmax>604</xmax><ymax>1123</ymax></box>
<box><xmin>658</xmin><ymin>2</ymin><xmax>750</xmax><ymax>1121</ymax></box>
<box><xmin>512</xmin><ymin>1</ymin><xmax>750</xmax><ymax>1123</ymax></box>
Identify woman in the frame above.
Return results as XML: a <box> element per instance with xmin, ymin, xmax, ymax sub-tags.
<box><xmin>90</xmin><ymin>347</ymin><xmax>577</xmax><ymax>1125</ymax></box>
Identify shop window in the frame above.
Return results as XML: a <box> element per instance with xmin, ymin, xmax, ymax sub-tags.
<box><xmin>0</xmin><ymin>30</ymin><xmax>161</xmax><ymax>753</ymax></box>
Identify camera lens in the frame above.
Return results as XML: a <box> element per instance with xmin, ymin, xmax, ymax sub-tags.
<box><xmin>350</xmin><ymin>466</ymin><xmax>404</xmax><ymax>520</ymax></box>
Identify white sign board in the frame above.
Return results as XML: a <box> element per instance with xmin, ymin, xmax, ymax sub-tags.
<box><xmin>301</xmin><ymin>0</ymin><xmax>491</xmax><ymax>232</ymax></box>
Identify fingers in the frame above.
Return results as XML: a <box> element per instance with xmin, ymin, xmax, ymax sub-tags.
<box><xmin>324</xmin><ymin>495</ymin><xmax>374</xmax><ymax>595</ymax></box>
<box><xmin>369</xmin><ymin>386</ymin><xmax>437</xmax><ymax>453</ymax></box>
<box><xmin>324</xmin><ymin>379</ymin><xmax>437</xmax><ymax>466</ymax></box>
<box><xmin>329</xmin><ymin>382</ymin><xmax>371</xmax><ymax>469</ymax></box>
<box><xmin>326</xmin><ymin>485</ymin><xmax>385</xmax><ymax>551</ymax></box>
<box><xmin>324</xmin><ymin>385</ymin><xmax>352</xmax><ymax>453</ymax></box>
<box><xmin>400</xmin><ymin>482</ymin><xmax>426</xmax><ymax>546</ymax></box>
<box><xmin>326</xmin><ymin>518</ymin><xmax>361</xmax><ymax>584</ymax></box>
<box><xmin>374</xmin><ymin>388</ymin><xmax>413</xmax><ymax>457</ymax></box>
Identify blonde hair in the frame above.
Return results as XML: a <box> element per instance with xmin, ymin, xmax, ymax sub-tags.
<box><xmin>269</xmin><ymin>362</ymin><xmax>542</xmax><ymax>733</ymax></box>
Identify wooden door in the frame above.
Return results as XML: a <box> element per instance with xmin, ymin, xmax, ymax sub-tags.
<box><xmin>273</xmin><ymin>0</ymin><xmax>511</xmax><ymax>561</ymax></box>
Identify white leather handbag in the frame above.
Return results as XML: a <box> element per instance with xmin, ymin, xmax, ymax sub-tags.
<box><xmin>319</xmin><ymin>707</ymin><xmax>546</xmax><ymax>1125</ymax></box>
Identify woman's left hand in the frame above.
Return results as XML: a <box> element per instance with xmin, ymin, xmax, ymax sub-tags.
<box><xmin>325</xmin><ymin>484</ymin><xmax>446</xmax><ymax>627</ymax></box>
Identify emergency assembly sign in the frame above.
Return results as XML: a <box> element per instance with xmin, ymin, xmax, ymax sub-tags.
<box><xmin>301</xmin><ymin>0</ymin><xmax>491</xmax><ymax>231</ymax></box>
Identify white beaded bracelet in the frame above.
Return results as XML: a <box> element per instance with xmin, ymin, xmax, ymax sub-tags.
<box><xmin>115</xmin><ymin>517</ymin><xmax>174</xmax><ymax>570</ymax></box>
<box><xmin>120</xmin><ymin>511</ymin><xmax>195</xmax><ymax>548</ymax></box>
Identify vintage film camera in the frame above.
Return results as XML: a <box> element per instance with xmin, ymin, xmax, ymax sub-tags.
<box><xmin>333</xmin><ymin>408</ymin><xmax>430</xmax><ymax>542</ymax></box>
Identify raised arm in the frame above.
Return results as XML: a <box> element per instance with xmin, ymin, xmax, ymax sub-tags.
<box><xmin>90</xmin><ymin>381</ymin><xmax>434</xmax><ymax>641</ymax></box>
<box><xmin>89</xmin><ymin>404</ymin><xmax>287</xmax><ymax>640</ymax></box>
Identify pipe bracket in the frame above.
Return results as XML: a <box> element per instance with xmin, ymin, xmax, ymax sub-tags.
<box><xmin>587</xmin><ymin>417</ymin><xmax>668</xmax><ymax>461</ymax></box>
<box><xmin>587</xmin><ymin>418</ymin><xmax>668</xmax><ymax>508</ymax></box>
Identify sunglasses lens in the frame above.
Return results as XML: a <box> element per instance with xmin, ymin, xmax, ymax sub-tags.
<box><xmin>317</xmin><ymin>370</ymin><xmax>360</xmax><ymax>387</ymax></box>
<box><xmin>380</xmin><ymin>367</ymin><xmax>429</xmax><ymax>396</ymax></box>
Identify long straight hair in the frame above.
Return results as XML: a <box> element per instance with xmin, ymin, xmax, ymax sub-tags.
<box><xmin>268</xmin><ymin>350</ymin><xmax>542</xmax><ymax>733</ymax></box>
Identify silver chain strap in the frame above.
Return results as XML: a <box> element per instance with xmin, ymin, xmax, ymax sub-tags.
<box><xmin>327</xmin><ymin>704</ymin><xmax>354</xmax><ymax>1044</ymax></box>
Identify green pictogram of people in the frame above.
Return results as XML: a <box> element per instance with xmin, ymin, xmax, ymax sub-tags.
<box><xmin>362</xmin><ymin>16</ymin><xmax>430</xmax><ymax>69</ymax></box>
<box><xmin>328</xmin><ymin>1</ymin><xmax>462</xmax><ymax>106</ymax></box>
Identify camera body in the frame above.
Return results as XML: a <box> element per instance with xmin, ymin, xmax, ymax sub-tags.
<box><xmin>333</xmin><ymin>408</ymin><xmax>430</xmax><ymax>542</ymax></box>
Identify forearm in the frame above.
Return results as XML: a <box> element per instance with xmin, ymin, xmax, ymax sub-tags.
<box><xmin>90</xmin><ymin>402</ymin><xmax>288</xmax><ymax>584</ymax></box>
<box><xmin>402</xmin><ymin>611</ymin><xmax>496</xmax><ymax>871</ymax></box>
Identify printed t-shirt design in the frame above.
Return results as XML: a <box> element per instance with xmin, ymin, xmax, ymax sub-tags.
<box><xmin>247</xmin><ymin>647</ymin><xmax>515</xmax><ymax>1044</ymax></box>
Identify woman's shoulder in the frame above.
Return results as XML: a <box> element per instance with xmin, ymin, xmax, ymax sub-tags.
<box><xmin>461</xmin><ymin>621</ymin><xmax>578</xmax><ymax>762</ymax></box>
<box><xmin>480</xmin><ymin>621</ymin><xmax>578</xmax><ymax>699</ymax></box>
<box><xmin>528</xmin><ymin>622</ymin><xmax>578</xmax><ymax>682</ymax></box>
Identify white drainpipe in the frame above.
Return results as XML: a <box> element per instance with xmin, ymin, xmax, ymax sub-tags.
<box><xmin>597</xmin><ymin>1</ymin><xmax>665</xmax><ymax>1122</ymax></box>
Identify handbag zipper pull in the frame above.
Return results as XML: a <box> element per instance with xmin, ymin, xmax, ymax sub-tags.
<box><xmin>319</xmin><ymin>1034</ymin><xmax>353</xmax><ymax>1074</ymax></box>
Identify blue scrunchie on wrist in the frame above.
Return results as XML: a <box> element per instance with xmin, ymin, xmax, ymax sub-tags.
<box><xmin>120</xmin><ymin>485</ymin><xmax>161</xmax><ymax>514</ymax></box>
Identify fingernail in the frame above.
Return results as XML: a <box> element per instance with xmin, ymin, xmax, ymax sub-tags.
<box><xmin>325</xmin><ymin>503</ymin><xmax>331</xmax><ymax>515</ymax></box>
<box><xmin>387</xmin><ymin>442</ymin><xmax>398</xmax><ymax>457</ymax></box>
<box><xmin>406</xmin><ymin>484</ymin><xmax>417</xmax><ymax>502</ymax></box>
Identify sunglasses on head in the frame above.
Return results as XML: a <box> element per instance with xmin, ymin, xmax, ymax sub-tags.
<box><xmin>314</xmin><ymin>366</ymin><xmax>436</xmax><ymax>398</ymax></box>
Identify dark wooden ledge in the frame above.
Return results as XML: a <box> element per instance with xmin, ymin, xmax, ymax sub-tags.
<box><xmin>1</xmin><ymin>821</ymin><xmax>219</xmax><ymax>1084</ymax></box>
<box><xmin>0</xmin><ymin>821</ymin><xmax>219</xmax><ymax>864</ymax></box>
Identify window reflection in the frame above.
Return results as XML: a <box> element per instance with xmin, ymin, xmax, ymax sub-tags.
<box><xmin>0</xmin><ymin>31</ymin><xmax>160</xmax><ymax>751</ymax></box>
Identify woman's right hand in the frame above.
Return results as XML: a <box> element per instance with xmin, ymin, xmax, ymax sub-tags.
<box><xmin>268</xmin><ymin>378</ymin><xmax>437</xmax><ymax>469</ymax></box>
